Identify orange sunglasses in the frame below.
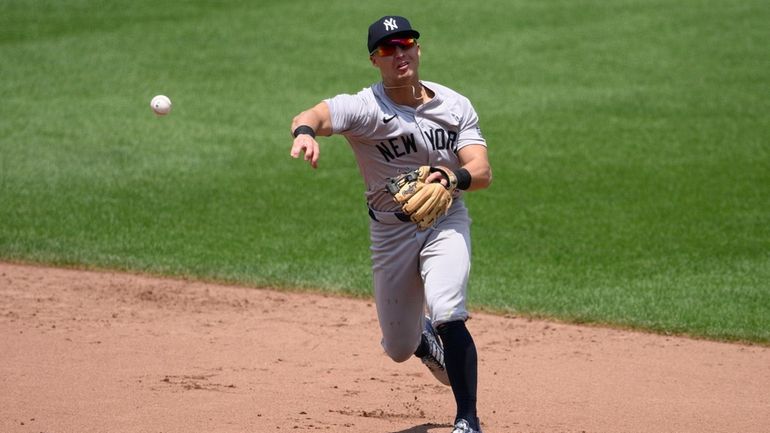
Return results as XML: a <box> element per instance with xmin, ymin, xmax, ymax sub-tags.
<box><xmin>370</xmin><ymin>37</ymin><xmax>418</xmax><ymax>57</ymax></box>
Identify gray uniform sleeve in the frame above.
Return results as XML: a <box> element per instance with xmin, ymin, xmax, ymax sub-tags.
<box><xmin>324</xmin><ymin>90</ymin><xmax>375</xmax><ymax>137</ymax></box>
<box><xmin>455</xmin><ymin>97</ymin><xmax>486</xmax><ymax>152</ymax></box>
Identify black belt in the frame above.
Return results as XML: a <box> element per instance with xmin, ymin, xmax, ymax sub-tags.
<box><xmin>368</xmin><ymin>207</ymin><xmax>412</xmax><ymax>223</ymax></box>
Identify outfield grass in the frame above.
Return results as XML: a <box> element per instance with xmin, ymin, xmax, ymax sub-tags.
<box><xmin>1</xmin><ymin>0</ymin><xmax>768</xmax><ymax>343</ymax></box>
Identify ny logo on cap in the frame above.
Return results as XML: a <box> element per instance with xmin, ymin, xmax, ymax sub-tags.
<box><xmin>383</xmin><ymin>18</ymin><xmax>398</xmax><ymax>31</ymax></box>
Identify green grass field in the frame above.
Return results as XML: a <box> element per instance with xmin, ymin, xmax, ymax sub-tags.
<box><xmin>1</xmin><ymin>0</ymin><xmax>768</xmax><ymax>343</ymax></box>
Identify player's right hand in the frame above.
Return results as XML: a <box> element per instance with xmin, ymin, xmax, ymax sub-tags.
<box><xmin>290</xmin><ymin>135</ymin><xmax>320</xmax><ymax>169</ymax></box>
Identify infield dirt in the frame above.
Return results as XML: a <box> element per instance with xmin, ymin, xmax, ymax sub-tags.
<box><xmin>1</xmin><ymin>262</ymin><xmax>768</xmax><ymax>433</ymax></box>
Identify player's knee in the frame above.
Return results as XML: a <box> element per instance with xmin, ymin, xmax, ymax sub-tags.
<box><xmin>388</xmin><ymin>350</ymin><xmax>413</xmax><ymax>363</ymax></box>
<box><xmin>386</xmin><ymin>345</ymin><xmax>416</xmax><ymax>363</ymax></box>
<box><xmin>381</xmin><ymin>339</ymin><xmax>417</xmax><ymax>363</ymax></box>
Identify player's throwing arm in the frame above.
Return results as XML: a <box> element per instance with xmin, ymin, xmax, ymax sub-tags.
<box><xmin>289</xmin><ymin>102</ymin><xmax>333</xmax><ymax>169</ymax></box>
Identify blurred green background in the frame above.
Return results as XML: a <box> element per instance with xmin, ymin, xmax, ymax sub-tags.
<box><xmin>1</xmin><ymin>0</ymin><xmax>768</xmax><ymax>343</ymax></box>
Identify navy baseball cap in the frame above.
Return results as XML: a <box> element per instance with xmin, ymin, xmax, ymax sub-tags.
<box><xmin>367</xmin><ymin>16</ymin><xmax>420</xmax><ymax>54</ymax></box>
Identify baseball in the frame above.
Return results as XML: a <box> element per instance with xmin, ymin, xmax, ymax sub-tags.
<box><xmin>150</xmin><ymin>95</ymin><xmax>172</xmax><ymax>116</ymax></box>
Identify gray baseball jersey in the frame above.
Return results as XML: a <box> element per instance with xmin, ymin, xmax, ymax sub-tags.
<box><xmin>324</xmin><ymin>80</ymin><xmax>486</xmax><ymax>359</ymax></box>
<box><xmin>325</xmin><ymin>80</ymin><xmax>486</xmax><ymax>211</ymax></box>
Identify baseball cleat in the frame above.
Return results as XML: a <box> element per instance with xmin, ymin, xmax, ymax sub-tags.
<box><xmin>419</xmin><ymin>316</ymin><xmax>451</xmax><ymax>386</ymax></box>
<box><xmin>451</xmin><ymin>418</ymin><xmax>482</xmax><ymax>433</ymax></box>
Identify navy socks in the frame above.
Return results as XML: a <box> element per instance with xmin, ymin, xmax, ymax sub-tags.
<box><xmin>437</xmin><ymin>320</ymin><xmax>479</xmax><ymax>430</ymax></box>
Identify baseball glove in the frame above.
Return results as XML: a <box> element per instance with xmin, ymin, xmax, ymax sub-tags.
<box><xmin>385</xmin><ymin>166</ymin><xmax>458</xmax><ymax>230</ymax></box>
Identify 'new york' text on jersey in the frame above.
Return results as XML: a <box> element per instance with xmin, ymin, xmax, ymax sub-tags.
<box><xmin>325</xmin><ymin>81</ymin><xmax>486</xmax><ymax>212</ymax></box>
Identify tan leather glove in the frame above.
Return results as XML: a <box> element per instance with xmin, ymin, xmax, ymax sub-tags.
<box><xmin>386</xmin><ymin>166</ymin><xmax>457</xmax><ymax>230</ymax></box>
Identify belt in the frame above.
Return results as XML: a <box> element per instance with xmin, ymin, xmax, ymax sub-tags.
<box><xmin>368</xmin><ymin>207</ymin><xmax>412</xmax><ymax>224</ymax></box>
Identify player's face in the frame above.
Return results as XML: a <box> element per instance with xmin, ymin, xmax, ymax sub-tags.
<box><xmin>370</xmin><ymin>37</ymin><xmax>420</xmax><ymax>83</ymax></box>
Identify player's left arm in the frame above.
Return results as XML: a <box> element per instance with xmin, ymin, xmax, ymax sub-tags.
<box><xmin>425</xmin><ymin>144</ymin><xmax>491</xmax><ymax>191</ymax></box>
<box><xmin>456</xmin><ymin>144</ymin><xmax>492</xmax><ymax>191</ymax></box>
<box><xmin>450</xmin><ymin>97</ymin><xmax>492</xmax><ymax>191</ymax></box>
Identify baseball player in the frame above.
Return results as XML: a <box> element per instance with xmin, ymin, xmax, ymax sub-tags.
<box><xmin>289</xmin><ymin>16</ymin><xmax>491</xmax><ymax>433</ymax></box>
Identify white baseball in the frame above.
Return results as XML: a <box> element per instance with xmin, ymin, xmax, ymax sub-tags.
<box><xmin>150</xmin><ymin>95</ymin><xmax>172</xmax><ymax>116</ymax></box>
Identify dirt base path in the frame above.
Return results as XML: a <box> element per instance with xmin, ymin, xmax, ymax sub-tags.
<box><xmin>1</xmin><ymin>262</ymin><xmax>768</xmax><ymax>433</ymax></box>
